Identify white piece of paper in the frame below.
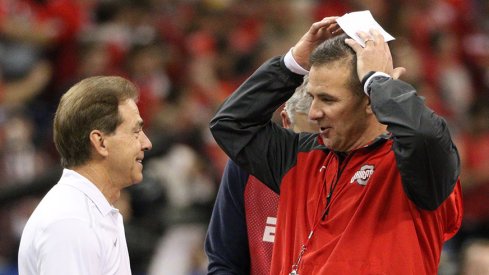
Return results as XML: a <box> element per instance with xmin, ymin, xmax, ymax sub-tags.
<box><xmin>336</xmin><ymin>10</ymin><xmax>395</xmax><ymax>47</ymax></box>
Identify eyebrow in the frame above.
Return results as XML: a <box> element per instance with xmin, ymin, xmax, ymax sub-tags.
<box><xmin>134</xmin><ymin>119</ymin><xmax>144</xmax><ymax>130</ymax></box>
<box><xmin>318</xmin><ymin>93</ymin><xmax>338</xmax><ymax>100</ymax></box>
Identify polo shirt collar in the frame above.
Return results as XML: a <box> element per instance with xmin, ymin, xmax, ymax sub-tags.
<box><xmin>60</xmin><ymin>168</ymin><xmax>115</xmax><ymax>216</ymax></box>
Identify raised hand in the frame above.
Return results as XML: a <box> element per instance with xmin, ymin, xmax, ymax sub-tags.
<box><xmin>292</xmin><ymin>17</ymin><xmax>342</xmax><ymax>70</ymax></box>
<box><xmin>345</xmin><ymin>29</ymin><xmax>405</xmax><ymax>80</ymax></box>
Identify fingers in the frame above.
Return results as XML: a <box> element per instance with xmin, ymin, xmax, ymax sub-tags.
<box><xmin>356</xmin><ymin>29</ymin><xmax>386</xmax><ymax>48</ymax></box>
<box><xmin>345</xmin><ymin>38</ymin><xmax>362</xmax><ymax>52</ymax></box>
<box><xmin>327</xmin><ymin>22</ymin><xmax>343</xmax><ymax>35</ymax></box>
<box><xmin>370</xmin><ymin>29</ymin><xmax>385</xmax><ymax>45</ymax></box>
<box><xmin>357</xmin><ymin>31</ymin><xmax>374</xmax><ymax>45</ymax></box>
<box><xmin>345</xmin><ymin>28</ymin><xmax>396</xmax><ymax>80</ymax></box>
<box><xmin>392</xmin><ymin>67</ymin><xmax>406</xmax><ymax>80</ymax></box>
<box><xmin>292</xmin><ymin>16</ymin><xmax>344</xmax><ymax>69</ymax></box>
<box><xmin>309</xmin><ymin>17</ymin><xmax>339</xmax><ymax>35</ymax></box>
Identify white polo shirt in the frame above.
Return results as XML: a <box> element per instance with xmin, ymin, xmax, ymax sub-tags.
<box><xmin>18</xmin><ymin>169</ymin><xmax>132</xmax><ymax>275</ymax></box>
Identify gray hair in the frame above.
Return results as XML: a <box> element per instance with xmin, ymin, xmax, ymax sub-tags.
<box><xmin>285</xmin><ymin>75</ymin><xmax>312</xmax><ymax>125</ymax></box>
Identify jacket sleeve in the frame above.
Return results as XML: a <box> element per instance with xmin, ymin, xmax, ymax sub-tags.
<box><xmin>205</xmin><ymin>160</ymin><xmax>250</xmax><ymax>275</ymax></box>
<box><xmin>369</xmin><ymin>77</ymin><xmax>461</xmax><ymax>210</ymax></box>
<box><xmin>209</xmin><ymin>56</ymin><xmax>305</xmax><ymax>192</ymax></box>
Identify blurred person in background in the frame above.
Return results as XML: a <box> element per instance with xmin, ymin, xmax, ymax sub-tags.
<box><xmin>0</xmin><ymin>45</ymin><xmax>52</xmax><ymax>275</ymax></box>
<box><xmin>460</xmin><ymin>239</ymin><xmax>489</xmax><ymax>275</ymax></box>
<box><xmin>455</xmin><ymin>97</ymin><xmax>489</xmax><ymax>273</ymax></box>
<box><xmin>0</xmin><ymin>0</ymin><xmax>95</xmax><ymax>172</ymax></box>
<box><xmin>125</xmin><ymin>42</ymin><xmax>171</xmax><ymax>130</ymax></box>
<box><xmin>18</xmin><ymin>76</ymin><xmax>152</xmax><ymax>274</ymax></box>
<box><xmin>0</xmin><ymin>61</ymin><xmax>52</xmax><ymax>110</ymax></box>
<box><xmin>145</xmin><ymin>142</ymin><xmax>217</xmax><ymax>275</ymax></box>
<box><xmin>205</xmin><ymin>76</ymin><xmax>316</xmax><ymax>275</ymax></box>
<box><xmin>0</xmin><ymin>0</ymin><xmax>94</xmax><ymax>104</ymax></box>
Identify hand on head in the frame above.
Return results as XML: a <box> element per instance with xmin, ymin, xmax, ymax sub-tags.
<box><xmin>292</xmin><ymin>17</ymin><xmax>343</xmax><ymax>70</ymax></box>
<box><xmin>345</xmin><ymin>29</ymin><xmax>405</xmax><ymax>81</ymax></box>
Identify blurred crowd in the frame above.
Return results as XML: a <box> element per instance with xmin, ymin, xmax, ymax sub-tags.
<box><xmin>0</xmin><ymin>0</ymin><xmax>488</xmax><ymax>274</ymax></box>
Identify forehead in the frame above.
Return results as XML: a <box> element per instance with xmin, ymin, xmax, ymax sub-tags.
<box><xmin>118</xmin><ymin>99</ymin><xmax>142</xmax><ymax>124</ymax></box>
<box><xmin>307</xmin><ymin>63</ymin><xmax>351</xmax><ymax>95</ymax></box>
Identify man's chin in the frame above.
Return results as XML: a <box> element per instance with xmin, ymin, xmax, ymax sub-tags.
<box><xmin>131</xmin><ymin>175</ymin><xmax>144</xmax><ymax>185</ymax></box>
<box><xmin>321</xmin><ymin>137</ymin><xmax>333</xmax><ymax>148</ymax></box>
<box><xmin>323</xmin><ymin>140</ymin><xmax>344</xmax><ymax>152</ymax></box>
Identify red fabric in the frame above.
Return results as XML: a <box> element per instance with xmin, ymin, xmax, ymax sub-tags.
<box><xmin>313</xmin><ymin>1</ymin><xmax>351</xmax><ymax>20</ymax></box>
<box><xmin>46</xmin><ymin>0</ymin><xmax>91</xmax><ymax>86</ymax></box>
<box><xmin>43</xmin><ymin>0</ymin><xmax>88</xmax><ymax>43</ymax></box>
<box><xmin>135</xmin><ymin>84</ymin><xmax>159</xmax><ymax>128</ymax></box>
<box><xmin>270</xmin><ymin>140</ymin><xmax>463</xmax><ymax>274</ymax></box>
<box><xmin>244</xmin><ymin>176</ymin><xmax>279</xmax><ymax>275</ymax></box>
<box><xmin>0</xmin><ymin>0</ymin><xmax>88</xmax><ymax>44</ymax></box>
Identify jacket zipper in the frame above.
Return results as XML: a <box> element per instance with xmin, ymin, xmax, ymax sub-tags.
<box><xmin>321</xmin><ymin>152</ymin><xmax>354</xmax><ymax>220</ymax></box>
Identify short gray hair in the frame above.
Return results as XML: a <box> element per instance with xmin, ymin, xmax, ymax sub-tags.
<box><xmin>284</xmin><ymin>75</ymin><xmax>311</xmax><ymax>125</ymax></box>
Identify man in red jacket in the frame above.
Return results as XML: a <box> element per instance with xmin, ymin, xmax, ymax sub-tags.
<box><xmin>210</xmin><ymin>17</ymin><xmax>462</xmax><ymax>274</ymax></box>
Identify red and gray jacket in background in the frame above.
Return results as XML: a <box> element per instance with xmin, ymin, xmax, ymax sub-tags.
<box><xmin>205</xmin><ymin>159</ymin><xmax>279</xmax><ymax>275</ymax></box>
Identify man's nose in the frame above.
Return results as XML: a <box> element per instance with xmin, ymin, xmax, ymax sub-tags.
<box><xmin>308</xmin><ymin>102</ymin><xmax>322</xmax><ymax>121</ymax></box>
<box><xmin>141</xmin><ymin>131</ymin><xmax>152</xmax><ymax>151</ymax></box>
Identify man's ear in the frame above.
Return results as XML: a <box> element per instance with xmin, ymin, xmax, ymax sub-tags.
<box><xmin>280</xmin><ymin>109</ymin><xmax>291</xmax><ymax>129</ymax></box>
<box><xmin>89</xmin><ymin>130</ymin><xmax>109</xmax><ymax>157</ymax></box>
<box><xmin>365</xmin><ymin>96</ymin><xmax>374</xmax><ymax>115</ymax></box>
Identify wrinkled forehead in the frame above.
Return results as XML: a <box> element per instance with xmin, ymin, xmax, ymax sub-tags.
<box><xmin>307</xmin><ymin>63</ymin><xmax>352</xmax><ymax>94</ymax></box>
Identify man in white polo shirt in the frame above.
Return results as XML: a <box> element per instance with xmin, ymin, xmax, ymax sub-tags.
<box><xmin>18</xmin><ymin>76</ymin><xmax>152</xmax><ymax>274</ymax></box>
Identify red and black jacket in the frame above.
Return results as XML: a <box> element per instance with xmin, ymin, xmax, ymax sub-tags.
<box><xmin>209</xmin><ymin>56</ymin><xmax>463</xmax><ymax>274</ymax></box>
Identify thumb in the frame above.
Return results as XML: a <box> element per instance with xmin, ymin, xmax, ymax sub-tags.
<box><xmin>392</xmin><ymin>67</ymin><xmax>406</xmax><ymax>80</ymax></box>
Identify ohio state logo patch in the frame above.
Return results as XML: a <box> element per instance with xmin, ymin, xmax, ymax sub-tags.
<box><xmin>350</xmin><ymin>164</ymin><xmax>375</xmax><ymax>186</ymax></box>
